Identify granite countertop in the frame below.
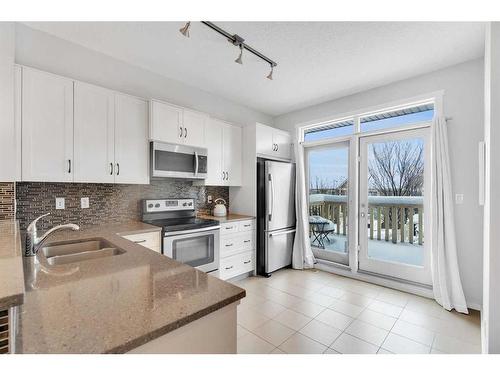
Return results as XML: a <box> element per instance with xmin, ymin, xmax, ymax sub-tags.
<box><xmin>15</xmin><ymin>221</ymin><xmax>245</xmax><ymax>353</ymax></box>
<box><xmin>0</xmin><ymin>220</ymin><xmax>25</xmax><ymax>310</ymax></box>
<box><xmin>198</xmin><ymin>213</ymin><xmax>255</xmax><ymax>223</ymax></box>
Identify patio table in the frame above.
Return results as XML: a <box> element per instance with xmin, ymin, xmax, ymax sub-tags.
<box><xmin>309</xmin><ymin>216</ymin><xmax>335</xmax><ymax>249</ymax></box>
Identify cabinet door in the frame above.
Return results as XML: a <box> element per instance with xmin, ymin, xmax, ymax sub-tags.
<box><xmin>273</xmin><ymin>130</ymin><xmax>292</xmax><ymax>160</ymax></box>
<box><xmin>222</xmin><ymin>123</ymin><xmax>242</xmax><ymax>186</ymax></box>
<box><xmin>204</xmin><ymin>118</ymin><xmax>224</xmax><ymax>185</ymax></box>
<box><xmin>150</xmin><ymin>100</ymin><xmax>183</xmax><ymax>144</ymax></box>
<box><xmin>74</xmin><ymin>82</ymin><xmax>115</xmax><ymax>183</ymax></box>
<box><xmin>114</xmin><ymin>94</ymin><xmax>149</xmax><ymax>184</ymax></box>
<box><xmin>22</xmin><ymin>68</ymin><xmax>74</xmax><ymax>182</ymax></box>
<box><xmin>255</xmin><ymin>123</ymin><xmax>274</xmax><ymax>156</ymax></box>
<box><xmin>183</xmin><ymin>109</ymin><xmax>207</xmax><ymax>147</ymax></box>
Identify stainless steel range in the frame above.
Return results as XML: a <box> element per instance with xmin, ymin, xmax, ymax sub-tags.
<box><xmin>142</xmin><ymin>198</ymin><xmax>220</xmax><ymax>273</ymax></box>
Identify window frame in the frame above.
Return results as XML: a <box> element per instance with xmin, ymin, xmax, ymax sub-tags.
<box><xmin>298</xmin><ymin>91</ymin><xmax>443</xmax><ymax>145</ymax></box>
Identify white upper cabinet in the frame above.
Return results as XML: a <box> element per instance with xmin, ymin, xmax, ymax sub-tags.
<box><xmin>22</xmin><ymin>67</ymin><xmax>74</xmax><ymax>182</ymax></box>
<box><xmin>114</xmin><ymin>94</ymin><xmax>149</xmax><ymax>184</ymax></box>
<box><xmin>273</xmin><ymin>130</ymin><xmax>292</xmax><ymax>160</ymax></box>
<box><xmin>255</xmin><ymin>123</ymin><xmax>274</xmax><ymax>156</ymax></box>
<box><xmin>202</xmin><ymin>118</ymin><xmax>242</xmax><ymax>186</ymax></box>
<box><xmin>182</xmin><ymin>108</ymin><xmax>207</xmax><ymax>147</ymax></box>
<box><xmin>150</xmin><ymin>100</ymin><xmax>183</xmax><ymax>144</ymax></box>
<box><xmin>150</xmin><ymin>99</ymin><xmax>208</xmax><ymax>147</ymax></box>
<box><xmin>19</xmin><ymin>66</ymin><xmax>149</xmax><ymax>184</ymax></box>
<box><xmin>74</xmin><ymin>82</ymin><xmax>115</xmax><ymax>183</ymax></box>
<box><xmin>255</xmin><ymin>123</ymin><xmax>292</xmax><ymax>160</ymax></box>
<box><xmin>205</xmin><ymin>119</ymin><xmax>224</xmax><ymax>186</ymax></box>
<box><xmin>222</xmin><ymin>123</ymin><xmax>242</xmax><ymax>186</ymax></box>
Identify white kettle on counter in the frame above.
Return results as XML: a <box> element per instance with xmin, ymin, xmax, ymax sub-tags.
<box><xmin>213</xmin><ymin>198</ymin><xmax>227</xmax><ymax>217</ymax></box>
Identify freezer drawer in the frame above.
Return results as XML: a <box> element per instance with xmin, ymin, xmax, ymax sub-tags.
<box><xmin>265</xmin><ymin>228</ymin><xmax>295</xmax><ymax>273</ymax></box>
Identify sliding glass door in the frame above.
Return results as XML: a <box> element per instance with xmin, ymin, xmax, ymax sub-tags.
<box><xmin>306</xmin><ymin>141</ymin><xmax>351</xmax><ymax>266</ymax></box>
<box><xmin>358</xmin><ymin>128</ymin><xmax>431</xmax><ymax>285</ymax></box>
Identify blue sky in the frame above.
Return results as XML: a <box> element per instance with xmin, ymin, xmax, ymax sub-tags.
<box><xmin>307</xmin><ymin>110</ymin><xmax>433</xmax><ymax>188</ymax></box>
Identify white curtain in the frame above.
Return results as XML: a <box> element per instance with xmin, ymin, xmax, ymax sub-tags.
<box><xmin>431</xmin><ymin>116</ymin><xmax>468</xmax><ymax>313</ymax></box>
<box><xmin>292</xmin><ymin>141</ymin><xmax>316</xmax><ymax>269</ymax></box>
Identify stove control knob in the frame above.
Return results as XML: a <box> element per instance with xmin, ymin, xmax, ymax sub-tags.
<box><xmin>155</xmin><ymin>203</ymin><xmax>160</xmax><ymax>208</ymax></box>
<box><xmin>188</xmin><ymin>202</ymin><xmax>193</xmax><ymax>206</ymax></box>
<box><xmin>148</xmin><ymin>203</ymin><xmax>154</xmax><ymax>208</ymax></box>
<box><xmin>183</xmin><ymin>203</ymin><xmax>187</xmax><ymax>206</ymax></box>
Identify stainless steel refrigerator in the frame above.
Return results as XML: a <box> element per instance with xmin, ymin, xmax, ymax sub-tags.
<box><xmin>256</xmin><ymin>158</ymin><xmax>296</xmax><ymax>277</ymax></box>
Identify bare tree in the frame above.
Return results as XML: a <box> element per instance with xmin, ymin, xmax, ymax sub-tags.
<box><xmin>368</xmin><ymin>141</ymin><xmax>424</xmax><ymax>196</ymax></box>
<box><xmin>309</xmin><ymin>175</ymin><xmax>348</xmax><ymax>195</ymax></box>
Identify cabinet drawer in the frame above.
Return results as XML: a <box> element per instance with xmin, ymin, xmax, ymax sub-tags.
<box><xmin>121</xmin><ymin>232</ymin><xmax>161</xmax><ymax>253</ymax></box>
<box><xmin>220</xmin><ymin>222</ymin><xmax>239</xmax><ymax>235</ymax></box>
<box><xmin>220</xmin><ymin>231</ymin><xmax>254</xmax><ymax>258</ymax></box>
<box><xmin>238</xmin><ymin>220</ymin><xmax>255</xmax><ymax>232</ymax></box>
<box><xmin>219</xmin><ymin>251</ymin><xmax>254</xmax><ymax>280</ymax></box>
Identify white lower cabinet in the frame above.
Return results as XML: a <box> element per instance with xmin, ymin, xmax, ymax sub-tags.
<box><xmin>219</xmin><ymin>251</ymin><xmax>254</xmax><ymax>280</ymax></box>
<box><xmin>121</xmin><ymin>231</ymin><xmax>161</xmax><ymax>253</ymax></box>
<box><xmin>216</xmin><ymin>219</ymin><xmax>256</xmax><ymax>280</ymax></box>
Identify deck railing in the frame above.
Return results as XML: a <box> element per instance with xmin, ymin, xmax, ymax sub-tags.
<box><xmin>309</xmin><ymin>194</ymin><xmax>424</xmax><ymax>245</ymax></box>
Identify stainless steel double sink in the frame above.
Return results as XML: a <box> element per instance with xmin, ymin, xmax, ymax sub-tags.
<box><xmin>41</xmin><ymin>238</ymin><xmax>125</xmax><ymax>266</ymax></box>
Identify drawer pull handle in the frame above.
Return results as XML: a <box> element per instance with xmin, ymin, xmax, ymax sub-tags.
<box><xmin>225</xmin><ymin>243</ymin><xmax>234</xmax><ymax>247</ymax></box>
<box><xmin>134</xmin><ymin>240</ymin><xmax>147</xmax><ymax>244</ymax></box>
<box><xmin>243</xmin><ymin>260</ymin><xmax>251</xmax><ymax>264</ymax></box>
<box><xmin>244</xmin><ymin>240</ymin><xmax>251</xmax><ymax>243</ymax></box>
<box><xmin>225</xmin><ymin>226</ymin><xmax>233</xmax><ymax>230</ymax></box>
<box><xmin>244</xmin><ymin>224</ymin><xmax>251</xmax><ymax>227</ymax></box>
<box><xmin>225</xmin><ymin>266</ymin><xmax>234</xmax><ymax>270</ymax></box>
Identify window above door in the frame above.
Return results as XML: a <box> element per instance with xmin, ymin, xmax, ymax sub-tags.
<box><xmin>301</xmin><ymin>100</ymin><xmax>435</xmax><ymax>143</ymax></box>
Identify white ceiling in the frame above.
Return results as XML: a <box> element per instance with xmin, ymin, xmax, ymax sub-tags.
<box><xmin>23</xmin><ymin>22</ymin><xmax>485</xmax><ymax>116</ymax></box>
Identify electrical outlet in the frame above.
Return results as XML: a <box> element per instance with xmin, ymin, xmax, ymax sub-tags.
<box><xmin>455</xmin><ymin>194</ymin><xmax>464</xmax><ymax>205</ymax></box>
<box><xmin>55</xmin><ymin>197</ymin><xmax>65</xmax><ymax>210</ymax></box>
<box><xmin>207</xmin><ymin>195</ymin><xmax>213</xmax><ymax>204</ymax></box>
<box><xmin>81</xmin><ymin>197</ymin><xmax>89</xmax><ymax>209</ymax></box>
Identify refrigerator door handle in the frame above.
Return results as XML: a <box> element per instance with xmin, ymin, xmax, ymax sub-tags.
<box><xmin>268</xmin><ymin>173</ymin><xmax>274</xmax><ymax>221</ymax></box>
<box><xmin>269</xmin><ymin>228</ymin><xmax>296</xmax><ymax>237</ymax></box>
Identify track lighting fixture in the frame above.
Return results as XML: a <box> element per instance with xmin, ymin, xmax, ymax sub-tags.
<box><xmin>266</xmin><ymin>65</ymin><xmax>274</xmax><ymax>80</ymax></box>
<box><xmin>179</xmin><ymin>22</ymin><xmax>191</xmax><ymax>38</ymax></box>
<box><xmin>179</xmin><ymin>21</ymin><xmax>278</xmax><ymax>80</ymax></box>
<box><xmin>234</xmin><ymin>45</ymin><xmax>243</xmax><ymax>65</ymax></box>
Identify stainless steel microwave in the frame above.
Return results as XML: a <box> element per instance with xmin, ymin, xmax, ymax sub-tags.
<box><xmin>150</xmin><ymin>141</ymin><xmax>208</xmax><ymax>179</ymax></box>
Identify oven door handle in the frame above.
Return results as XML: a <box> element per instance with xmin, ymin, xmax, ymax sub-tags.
<box><xmin>164</xmin><ymin>225</ymin><xmax>221</xmax><ymax>237</ymax></box>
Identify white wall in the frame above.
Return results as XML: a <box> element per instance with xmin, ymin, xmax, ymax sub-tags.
<box><xmin>483</xmin><ymin>22</ymin><xmax>500</xmax><ymax>353</ymax></box>
<box><xmin>0</xmin><ymin>22</ymin><xmax>15</xmax><ymax>181</ymax></box>
<box><xmin>14</xmin><ymin>23</ymin><xmax>273</xmax><ymax>127</ymax></box>
<box><xmin>274</xmin><ymin>59</ymin><xmax>484</xmax><ymax>309</ymax></box>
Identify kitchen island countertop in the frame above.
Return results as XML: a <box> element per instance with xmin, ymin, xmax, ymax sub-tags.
<box><xmin>14</xmin><ymin>221</ymin><xmax>245</xmax><ymax>353</ymax></box>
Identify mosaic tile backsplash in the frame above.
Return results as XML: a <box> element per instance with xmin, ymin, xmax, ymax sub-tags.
<box><xmin>15</xmin><ymin>180</ymin><xmax>229</xmax><ymax>231</ymax></box>
<box><xmin>0</xmin><ymin>182</ymin><xmax>15</xmax><ymax>220</ymax></box>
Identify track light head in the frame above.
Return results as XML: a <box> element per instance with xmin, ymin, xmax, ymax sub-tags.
<box><xmin>266</xmin><ymin>65</ymin><xmax>274</xmax><ymax>80</ymax></box>
<box><xmin>179</xmin><ymin>22</ymin><xmax>191</xmax><ymax>38</ymax></box>
<box><xmin>234</xmin><ymin>45</ymin><xmax>243</xmax><ymax>65</ymax></box>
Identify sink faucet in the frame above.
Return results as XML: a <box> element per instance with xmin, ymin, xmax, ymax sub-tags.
<box><xmin>25</xmin><ymin>213</ymin><xmax>80</xmax><ymax>257</ymax></box>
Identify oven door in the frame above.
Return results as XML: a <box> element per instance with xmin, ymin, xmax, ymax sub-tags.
<box><xmin>151</xmin><ymin>141</ymin><xmax>208</xmax><ymax>179</ymax></box>
<box><xmin>163</xmin><ymin>227</ymin><xmax>220</xmax><ymax>273</ymax></box>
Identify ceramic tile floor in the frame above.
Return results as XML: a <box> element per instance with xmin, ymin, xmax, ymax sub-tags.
<box><xmin>232</xmin><ymin>268</ymin><xmax>481</xmax><ymax>354</ymax></box>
